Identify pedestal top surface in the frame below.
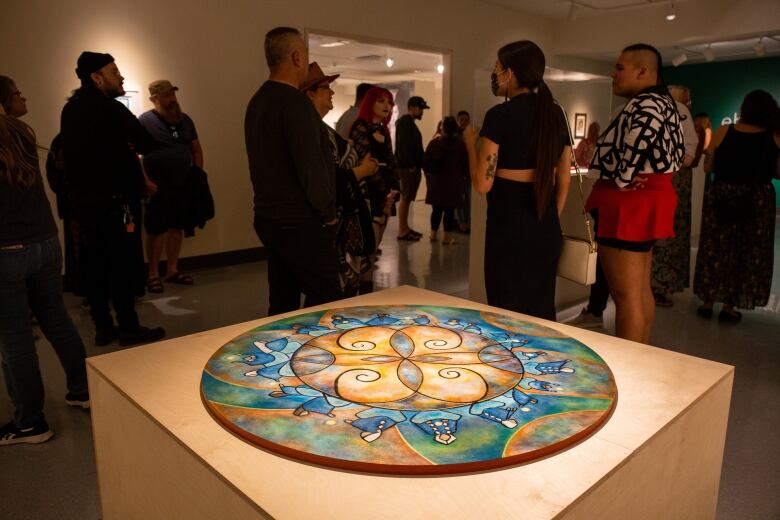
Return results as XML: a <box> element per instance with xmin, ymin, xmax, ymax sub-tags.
<box><xmin>88</xmin><ymin>286</ymin><xmax>733</xmax><ymax>519</ymax></box>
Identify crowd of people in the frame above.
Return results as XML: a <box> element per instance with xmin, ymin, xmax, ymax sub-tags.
<box><xmin>1</xmin><ymin>25</ymin><xmax>778</xmax><ymax>445</ymax></box>
<box><xmin>0</xmin><ymin>55</ymin><xmax>211</xmax><ymax>443</ymax></box>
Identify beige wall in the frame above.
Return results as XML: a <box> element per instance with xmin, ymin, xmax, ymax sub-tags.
<box><xmin>2</xmin><ymin>0</ymin><xmax>553</xmax><ymax>261</ymax></box>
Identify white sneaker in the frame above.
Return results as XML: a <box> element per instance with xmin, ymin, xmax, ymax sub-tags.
<box><xmin>567</xmin><ymin>310</ymin><xmax>604</xmax><ymax>329</ymax></box>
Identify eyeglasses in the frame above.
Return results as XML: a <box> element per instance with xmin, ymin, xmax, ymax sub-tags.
<box><xmin>12</xmin><ymin>90</ymin><xmax>23</xmax><ymax>98</ymax></box>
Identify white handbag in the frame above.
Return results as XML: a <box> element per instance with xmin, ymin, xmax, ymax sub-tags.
<box><xmin>557</xmin><ymin>105</ymin><xmax>597</xmax><ymax>285</ymax></box>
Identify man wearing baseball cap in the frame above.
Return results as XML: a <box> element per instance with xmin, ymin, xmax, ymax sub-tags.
<box><xmin>60</xmin><ymin>51</ymin><xmax>165</xmax><ymax>347</ymax></box>
<box><xmin>395</xmin><ymin>95</ymin><xmax>430</xmax><ymax>241</ymax></box>
<box><xmin>139</xmin><ymin>80</ymin><xmax>204</xmax><ymax>293</ymax></box>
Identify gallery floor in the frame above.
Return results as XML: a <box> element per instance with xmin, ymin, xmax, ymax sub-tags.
<box><xmin>0</xmin><ymin>207</ymin><xmax>778</xmax><ymax>520</ymax></box>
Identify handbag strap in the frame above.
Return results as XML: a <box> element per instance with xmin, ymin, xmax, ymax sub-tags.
<box><xmin>557</xmin><ymin>103</ymin><xmax>596</xmax><ymax>252</ymax></box>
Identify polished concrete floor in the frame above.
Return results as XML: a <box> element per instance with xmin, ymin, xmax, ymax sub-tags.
<box><xmin>0</xmin><ymin>206</ymin><xmax>778</xmax><ymax>519</ymax></box>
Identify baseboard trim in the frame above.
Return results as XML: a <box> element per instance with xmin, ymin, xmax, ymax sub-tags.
<box><xmin>156</xmin><ymin>246</ymin><xmax>267</xmax><ymax>274</ymax></box>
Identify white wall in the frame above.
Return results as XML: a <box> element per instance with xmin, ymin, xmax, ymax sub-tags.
<box><xmin>1</xmin><ymin>0</ymin><xmax>554</xmax><ymax>262</ymax></box>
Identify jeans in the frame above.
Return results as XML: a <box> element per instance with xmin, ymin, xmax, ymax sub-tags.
<box><xmin>0</xmin><ymin>235</ymin><xmax>87</xmax><ymax>428</ymax></box>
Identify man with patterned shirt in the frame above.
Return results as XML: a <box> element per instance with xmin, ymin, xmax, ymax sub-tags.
<box><xmin>584</xmin><ymin>43</ymin><xmax>684</xmax><ymax>344</ymax></box>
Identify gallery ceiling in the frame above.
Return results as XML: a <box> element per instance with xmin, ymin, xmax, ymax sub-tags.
<box><xmin>483</xmin><ymin>0</ymin><xmax>780</xmax><ymax>65</ymax></box>
<box><xmin>308</xmin><ymin>33</ymin><xmax>445</xmax><ymax>84</ymax></box>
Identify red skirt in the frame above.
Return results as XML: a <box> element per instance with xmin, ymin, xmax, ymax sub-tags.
<box><xmin>585</xmin><ymin>174</ymin><xmax>677</xmax><ymax>242</ymax></box>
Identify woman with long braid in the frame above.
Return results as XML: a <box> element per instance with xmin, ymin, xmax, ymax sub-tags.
<box><xmin>463</xmin><ymin>40</ymin><xmax>572</xmax><ymax>320</ymax></box>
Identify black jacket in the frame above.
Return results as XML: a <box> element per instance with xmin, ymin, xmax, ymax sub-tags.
<box><xmin>60</xmin><ymin>86</ymin><xmax>157</xmax><ymax>216</ymax></box>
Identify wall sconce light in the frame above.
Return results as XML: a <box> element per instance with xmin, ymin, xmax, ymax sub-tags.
<box><xmin>385</xmin><ymin>57</ymin><xmax>394</xmax><ymax>68</ymax></box>
<box><xmin>671</xmin><ymin>52</ymin><xmax>688</xmax><ymax>67</ymax></box>
<box><xmin>436</xmin><ymin>64</ymin><xmax>445</xmax><ymax>74</ymax></box>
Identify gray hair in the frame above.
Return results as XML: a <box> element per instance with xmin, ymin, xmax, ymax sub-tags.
<box><xmin>264</xmin><ymin>27</ymin><xmax>301</xmax><ymax>68</ymax></box>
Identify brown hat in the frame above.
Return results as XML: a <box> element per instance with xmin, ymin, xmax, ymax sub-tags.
<box><xmin>300</xmin><ymin>62</ymin><xmax>339</xmax><ymax>92</ymax></box>
<box><xmin>148</xmin><ymin>79</ymin><xmax>178</xmax><ymax>97</ymax></box>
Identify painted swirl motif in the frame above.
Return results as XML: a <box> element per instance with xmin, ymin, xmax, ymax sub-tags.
<box><xmin>291</xmin><ymin>325</ymin><xmax>524</xmax><ymax>410</ymax></box>
<box><xmin>201</xmin><ymin>304</ymin><xmax>618</xmax><ymax>475</ymax></box>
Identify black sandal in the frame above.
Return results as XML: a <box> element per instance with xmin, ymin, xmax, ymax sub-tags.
<box><xmin>146</xmin><ymin>277</ymin><xmax>164</xmax><ymax>293</ymax></box>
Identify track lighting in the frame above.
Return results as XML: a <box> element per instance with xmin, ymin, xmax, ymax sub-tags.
<box><xmin>436</xmin><ymin>64</ymin><xmax>445</xmax><ymax>74</ymax></box>
<box><xmin>666</xmin><ymin>1</ymin><xmax>676</xmax><ymax>21</ymax></box>
<box><xmin>671</xmin><ymin>52</ymin><xmax>688</xmax><ymax>67</ymax></box>
<box><xmin>702</xmin><ymin>44</ymin><xmax>715</xmax><ymax>62</ymax></box>
<box><xmin>753</xmin><ymin>38</ymin><xmax>766</xmax><ymax>57</ymax></box>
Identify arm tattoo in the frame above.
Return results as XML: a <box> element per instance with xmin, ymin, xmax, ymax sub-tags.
<box><xmin>485</xmin><ymin>153</ymin><xmax>497</xmax><ymax>180</ymax></box>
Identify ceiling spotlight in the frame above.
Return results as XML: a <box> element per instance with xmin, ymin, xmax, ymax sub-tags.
<box><xmin>754</xmin><ymin>37</ymin><xmax>766</xmax><ymax>57</ymax></box>
<box><xmin>385</xmin><ymin>57</ymin><xmax>394</xmax><ymax>68</ymax></box>
<box><xmin>671</xmin><ymin>52</ymin><xmax>688</xmax><ymax>67</ymax></box>
<box><xmin>665</xmin><ymin>1</ymin><xmax>676</xmax><ymax>21</ymax></box>
<box><xmin>436</xmin><ymin>64</ymin><xmax>445</xmax><ymax>74</ymax></box>
<box><xmin>320</xmin><ymin>40</ymin><xmax>349</xmax><ymax>48</ymax></box>
<box><xmin>567</xmin><ymin>2</ymin><xmax>580</xmax><ymax>21</ymax></box>
<box><xmin>702</xmin><ymin>44</ymin><xmax>715</xmax><ymax>62</ymax></box>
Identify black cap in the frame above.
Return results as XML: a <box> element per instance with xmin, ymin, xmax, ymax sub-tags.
<box><xmin>408</xmin><ymin>96</ymin><xmax>430</xmax><ymax>109</ymax></box>
<box><xmin>75</xmin><ymin>52</ymin><xmax>115</xmax><ymax>80</ymax></box>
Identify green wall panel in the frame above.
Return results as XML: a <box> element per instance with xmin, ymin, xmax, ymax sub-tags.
<box><xmin>663</xmin><ymin>57</ymin><xmax>780</xmax><ymax>205</ymax></box>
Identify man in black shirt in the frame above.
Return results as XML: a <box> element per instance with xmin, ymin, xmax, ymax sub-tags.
<box><xmin>245</xmin><ymin>27</ymin><xmax>342</xmax><ymax>315</ymax></box>
<box><xmin>60</xmin><ymin>51</ymin><xmax>165</xmax><ymax>347</ymax></box>
<box><xmin>395</xmin><ymin>96</ymin><xmax>429</xmax><ymax>240</ymax></box>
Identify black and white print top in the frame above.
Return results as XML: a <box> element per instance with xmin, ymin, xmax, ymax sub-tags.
<box><xmin>591</xmin><ymin>85</ymin><xmax>684</xmax><ymax>187</ymax></box>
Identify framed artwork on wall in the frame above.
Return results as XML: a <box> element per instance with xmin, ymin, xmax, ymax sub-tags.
<box><xmin>574</xmin><ymin>113</ymin><xmax>587</xmax><ymax>138</ymax></box>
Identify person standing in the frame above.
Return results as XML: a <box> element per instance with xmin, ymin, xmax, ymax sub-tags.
<box><xmin>694</xmin><ymin>90</ymin><xmax>780</xmax><ymax>322</ymax></box>
<box><xmin>573</xmin><ymin>122</ymin><xmax>601</xmax><ymax>168</ymax></box>
<box><xmin>650</xmin><ymin>86</ymin><xmax>698</xmax><ymax>307</ymax></box>
<box><xmin>139</xmin><ymin>80</ymin><xmax>203</xmax><ymax>292</ymax></box>
<box><xmin>456</xmin><ymin>110</ymin><xmax>471</xmax><ymax>134</ymax></box>
<box><xmin>586</xmin><ymin>44</ymin><xmax>684</xmax><ymax>343</ymax></box>
<box><xmin>423</xmin><ymin>116</ymin><xmax>467</xmax><ymax>245</ymax></box>
<box><xmin>394</xmin><ymin>96</ymin><xmax>429</xmax><ymax>241</ymax></box>
<box><xmin>0</xmin><ymin>99</ymin><xmax>89</xmax><ymax>445</ymax></box>
<box><xmin>245</xmin><ymin>27</ymin><xmax>342</xmax><ymax>316</ymax></box>
<box><xmin>463</xmin><ymin>40</ymin><xmax>572</xmax><ymax>321</ymax></box>
<box><xmin>455</xmin><ymin>110</ymin><xmax>472</xmax><ymax>233</ymax></box>
<box><xmin>0</xmin><ymin>76</ymin><xmax>28</xmax><ymax>118</ymax></box>
<box><xmin>301</xmin><ymin>63</ymin><xmax>378</xmax><ymax>297</ymax></box>
<box><xmin>349</xmin><ymin>86</ymin><xmax>400</xmax><ymax>294</ymax></box>
<box><xmin>60</xmin><ymin>52</ymin><xmax>165</xmax><ymax>347</ymax></box>
<box><xmin>336</xmin><ymin>82</ymin><xmax>372</xmax><ymax>140</ymax></box>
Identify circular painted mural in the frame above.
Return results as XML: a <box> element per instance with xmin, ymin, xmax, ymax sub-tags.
<box><xmin>201</xmin><ymin>305</ymin><xmax>617</xmax><ymax>474</ymax></box>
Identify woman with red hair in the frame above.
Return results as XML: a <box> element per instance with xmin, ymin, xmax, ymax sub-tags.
<box><xmin>349</xmin><ymin>86</ymin><xmax>400</xmax><ymax>293</ymax></box>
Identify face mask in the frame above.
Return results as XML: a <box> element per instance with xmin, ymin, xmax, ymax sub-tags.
<box><xmin>491</xmin><ymin>68</ymin><xmax>508</xmax><ymax>96</ymax></box>
<box><xmin>490</xmin><ymin>72</ymin><xmax>500</xmax><ymax>96</ymax></box>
